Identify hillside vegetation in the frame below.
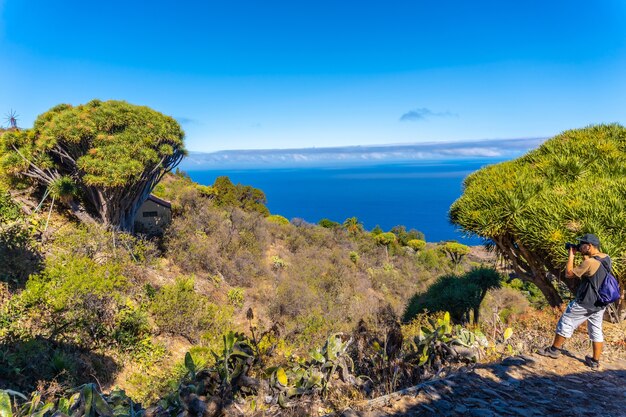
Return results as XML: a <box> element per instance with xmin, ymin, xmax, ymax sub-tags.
<box><xmin>1</xmin><ymin>166</ymin><xmax>491</xmax><ymax>392</ymax></box>
<box><xmin>2</xmin><ymin>108</ymin><xmax>625</xmax><ymax>416</ymax></box>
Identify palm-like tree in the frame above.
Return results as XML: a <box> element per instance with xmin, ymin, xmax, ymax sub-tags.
<box><xmin>342</xmin><ymin>216</ymin><xmax>363</xmax><ymax>235</ymax></box>
<box><xmin>450</xmin><ymin>124</ymin><xmax>626</xmax><ymax>307</ymax></box>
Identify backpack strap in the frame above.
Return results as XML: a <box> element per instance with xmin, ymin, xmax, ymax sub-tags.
<box><xmin>590</xmin><ymin>256</ymin><xmax>610</xmax><ymax>305</ymax></box>
<box><xmin>593</xmin><ymin>255</ymin><xmax>611</xmax><ymax>273</ymax></box>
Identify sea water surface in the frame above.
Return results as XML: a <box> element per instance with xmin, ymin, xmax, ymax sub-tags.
<box><xmin>185</xmin><ymin>159</ymin><xmax>504</xmax><ymax>244</ymax></box>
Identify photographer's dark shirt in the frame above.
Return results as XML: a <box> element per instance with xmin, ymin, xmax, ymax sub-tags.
<box><xmin>573</xmin><ymin>254</ymin><xmax>611</xmax><ymax>311</ymax></box>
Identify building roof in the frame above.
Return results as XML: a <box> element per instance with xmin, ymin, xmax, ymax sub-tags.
<box><xmin>147</xmin><ymin>194</ymin><xmax>172</xmax><ymax>209</ymax></box>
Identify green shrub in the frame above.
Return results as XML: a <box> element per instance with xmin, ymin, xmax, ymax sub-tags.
<box><xmin>271</xmin><ymin>255</ymin><xmax>286</xmax><ymax>270</ymax></box>
<box><xmin>24</xmin><ymin>256</ymin><xmax>127</xmax><ymax>309</ymax></box>
<box><xmin>293</xmin><ymin>311</ymin><xmax>331</xmax><ymax>348</ymax></box>
<box><xmin>212</xmin><ymin>176</ymin><xmax>269</xmax><ymax>215</ymax></box>
<box><xmin>227</xmin><ymin>287</ymin><xmax>245</xmax><ymax>308</ymax></box>
<box><xmin>196</xmin><ymin>184</ymin><xmax>217</xmax><ymax>198</ymax></box>
<box><xmin>125</xmin><ymin>358</ymin><xmax>187</xmax><ymax>405</ymax></box>
<box><xmin>374</xmin><ymin>232</ymin><xmax>396</xmax><ymax>246</ymax></box>
<box><xmin>11</xmin><ymin>256</ymin><xmax>129</xmax><ymax>348</ymax></box>
<box><xmin>0</xmin><ymin>187</ymin><xmax>21</xmax><ymax>222</ymax></box>
<box><xmin>349</xmin><ymin>251</ymin><xmax>359</xmax><ymax>265</ymax></box>
<box><xmin>439</xmin><ymin>241</ymin><xmax>471</xmax><ymax>268</ymax></box>
<box><xmin>390</xmin><ymin>225</ymin><xmax>424</xmax><ymax>245</ymax></box>
<box><xmin>318</xmin><ymin>218</ymin><xmax>340</xmax><ymax>229</ymax></box>
<box><xmin>165</xmin><ymin>205</ymin><xmax>269</xmax><ymax>286</ymax></box>
<box><xmin>50</xmin><ymin>349</ymin><xmax>77</xmax><ymax>375</ymax></box>
<box><xmin>502</xmin><ymin>277</ymin><xmax>547</xmax><ymax>308</ymax></box>
<box><xmin>370</xmin><ymin>225</ymin><xmax>383</xmax><ymax>235</ymax></box>
<box><xmin>416</xmin><ymin>247</ymin><xmax>446</xmax><ymax>270</ymax></box>
<box><xmin>150</xmin><ymin>277</ymin><xmax>212</xmax><ymax>341</ymax></box>
<box><xmin>404</xmin><ymin>267</ymin><xmax>502</xmax><ymax>323</ymax></box>
<box><xmin>50</xmin><ymin>223</ymin><xmax>158</xmax><ymax>267</ymax></box>
<box><xmin>479</xmin><ymin>287</ymin><xmax>530</xmax><ymax>325</ymax></box>
<box><xmin>199</xmin><ymin>303</ymin><xmax>235</xmax><ymax>347</ymax></box>
<box><xmin>0</xmin><ymin>188</ymin><xmax>42</xmax><ymax>287</ymax></box>
<box><xmin>267</xmin><ymin>214</ymin><xmax>290</xmax><ymax>225</ymax></box>
<box><xmin>407</xmin><ymin>239</ymin><xmax>426</xmax><ymax>251</ymax></box>
<box><xmin>113</xmin><ymin>302</ymin><xmax>151</xmax><ymax>350</ymax></box>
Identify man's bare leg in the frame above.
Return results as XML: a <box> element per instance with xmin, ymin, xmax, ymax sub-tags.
<box><xmin>592</xmin><ymin>341</ymin><xmax>603</xmax><ymax>361</ymax></box>
<box><xmin>552</xmin><ymin>334</ymin><xmax>566</xmax><ymax>349</ymax></box>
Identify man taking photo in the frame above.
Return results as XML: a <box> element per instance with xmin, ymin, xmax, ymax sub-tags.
<box><xmin>538</xmin><ymin>233</ymin><xmax>610</xmax><ymax>370</ymax></box>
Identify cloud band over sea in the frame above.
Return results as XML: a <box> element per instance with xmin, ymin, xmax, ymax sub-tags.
<box><xmin>180</xmin><ymin>137</ymin><xmax>546</xmax><ymax>169</ymax></box>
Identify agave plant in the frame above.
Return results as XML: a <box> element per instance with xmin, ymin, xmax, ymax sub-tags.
<box><xmin>411</xmin><ymin>312</ymin><xmax>489</xmax><ymax>372</ymax></box>
<box><xmin>0</xmin><ymin>389</ymin><xmax>27</xmax><ymax>417</ymax></box>
<box><xmin>211</xmin><ymin>331</ymin><xmax>254</xmax><ymax>387</ymax></box>
<box><xmin>0</xmin><ymin>384</ymin><xmax>114</xmax><ymax>417</ymax></box>
<box><xmin>266</xmin><ymin>333</ymin><xmax>356</xmax><ymax>407</ymax></box>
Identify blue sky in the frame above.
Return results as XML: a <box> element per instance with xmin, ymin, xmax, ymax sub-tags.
<box><xmin>1</xmin><ymin>1</ymin><xmax>625</xmax><ymax>152</ymax></box>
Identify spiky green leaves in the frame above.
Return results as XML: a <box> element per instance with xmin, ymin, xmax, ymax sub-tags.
<box><xmin>47</xmin><ymin>100</ymin><xmax>184</xmax><ymax>187</ymax></box>
<box><xmin>450</xmin><ymin>124</ymin><xmax>626</xmax><ymax>281</ymax></box>
<box><xmin>3</xmin><ymin>100</ymin><xmax>186</xmax><ymax>186</ymax></box>
<box><xmin>0</xmin><ymin>100</ymin><xmax>187</xmax><ymax>229</ymax></box>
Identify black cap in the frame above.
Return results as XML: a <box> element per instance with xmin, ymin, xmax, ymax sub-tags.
<box><xmin>577</xmin><ymin>233</ymin><xmax>601</xmax><ymax>247</ymax></box>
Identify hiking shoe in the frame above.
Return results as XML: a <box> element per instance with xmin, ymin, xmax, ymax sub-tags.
<box><xmin>584</xmin><ymin>355</ymin><xmax>600</xmax><ymax>370</ymax></box>
<box><xmin>537</xmin><ymin>346</ymin><xmax>561</xmax><ymax>359</ymax></box>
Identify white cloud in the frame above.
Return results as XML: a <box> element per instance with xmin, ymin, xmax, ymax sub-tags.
<box><xmin>180</xmin><ymin>137</ymin><xmax>546</xmax><ymax>169</ymax></box>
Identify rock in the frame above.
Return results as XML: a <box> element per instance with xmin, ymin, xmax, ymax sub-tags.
<box><xmin>491</xmin><ymin>404</ymin><xmax>513</xmax><ymax>415</ymax></box>
<box><xmin>567</xmin><ymin>389</ymin><xmax>586</xmax><ymax>397</ymax></box>
<box><xmin>422</xmin><ymin>386</ymin><xmax>441</xmax><ymax>401</ymax></box>
<box><xmin>433</xmin><ymin>399</ymin><xmax>454</xmax><ymax>412</ymax></box>
<box><xmin>502</xmin><ymin>357</ymin><xmax>526</xmax><ymax>367</ymax></box>
<box><xmin>564</xmin><ymin>376</ymin><xmax>584</xmax><ymax>384</ymax></box>
<box><xmin>442</xmin><ymin>379</ymin><xmax>457</xmax><ymax>387</ymax></box>
<box><xmin>480</xmin><ymin>388</ymin><xmax>504</xmax><ymax>399</ymax></box>
<box><xmin>469</xmin><ymin>408</ymin><xmax>495</xmax><ymax>417</ymax></box>
<box><xmin>531</xmin><ymin>399</ymin><xmax>553</xmax><ymax>405</ymax></box>
<box><xmin>463</xmin><ymin>398</ymin><xmax>491</xmax><ymax>408</ymax></box>
<box><xmin>509</xmin><ymin>407</ymin><xmax>536</xmax><ymax>417</ymax></box>
<box><xmin>503</xmin><ymin>376</ymin><xmax>521</xmax><ymax>388</ymax></box>
<box><xmin>518</xmin><ymin>354</ymin><xmax>535</xmax><ymax>363</ymax></box>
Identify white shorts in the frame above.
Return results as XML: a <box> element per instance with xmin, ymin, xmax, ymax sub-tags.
<box><xmin>556</xmin><ymin>300</ymin><xmax>605</xmax><ymax>342</ymax></box>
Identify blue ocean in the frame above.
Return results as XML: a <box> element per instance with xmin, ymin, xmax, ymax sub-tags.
<box><xmin>185</xmin><ymin>159</ymin><xmax>504</xmax><ymax>244</ymax></box>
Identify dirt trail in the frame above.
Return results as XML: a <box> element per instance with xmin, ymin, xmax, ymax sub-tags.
<box><xmin>341</xmin><ymin>351</ymin><xmax>626</xmax><ymax>417</ymax></box>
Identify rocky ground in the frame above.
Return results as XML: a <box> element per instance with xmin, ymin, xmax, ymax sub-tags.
<box><xmin>338</xmin><ymin>350</ymin><xmax>626</xmax><ymax>417</ymax></box>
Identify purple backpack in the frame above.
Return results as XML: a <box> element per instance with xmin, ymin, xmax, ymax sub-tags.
<box><xmin>593</xmin><ymin>256</ymin><xmax>622</xmax><ymax>306</ymax></box>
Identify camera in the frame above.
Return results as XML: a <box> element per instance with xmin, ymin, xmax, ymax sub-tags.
<box><xmin>565</xmin><ymin>242</ymin><xmax>580</xmax><ymax>251</ymax></box>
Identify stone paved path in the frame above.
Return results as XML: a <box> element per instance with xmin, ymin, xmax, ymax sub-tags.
<box><xmin>341</xmin><ymin>352</ymin><xmax>626</xmax><ymax>417</ymax></box>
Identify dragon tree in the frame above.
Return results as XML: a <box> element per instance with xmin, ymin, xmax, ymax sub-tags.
<box><xmin>0</xmin><ymin>100</ymin><xmax>186</xmax><ymax>231</ymax></box>
<box><xmin>449</xmin><ymin>124</ymin><xmax>626</xmax><ymax>306</ymax></box>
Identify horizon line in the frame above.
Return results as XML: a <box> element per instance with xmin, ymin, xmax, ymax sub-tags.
<box><xmin>188</xmin><ymin>136</ymin><xmax>547</xmax><ymax>154</ymax></box>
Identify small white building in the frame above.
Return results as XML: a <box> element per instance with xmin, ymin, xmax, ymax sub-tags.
<box><xmin>134</xmin><ymin>194</ymin><xmax>172</xmax><ymax>235</ymax></box>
